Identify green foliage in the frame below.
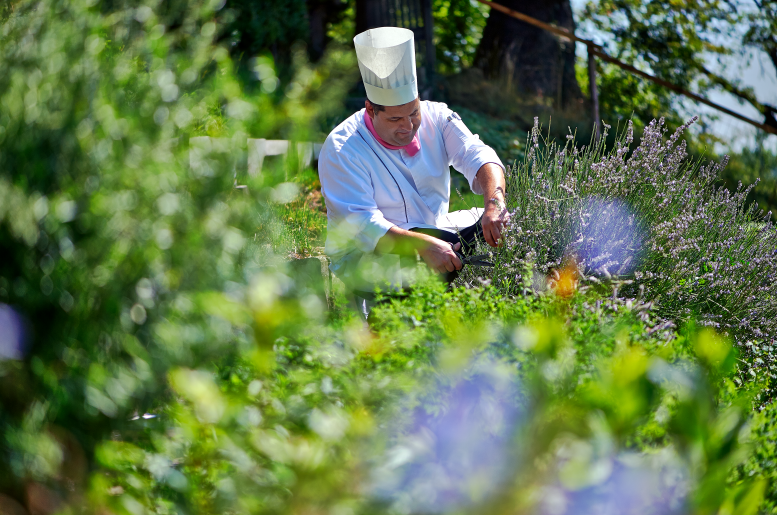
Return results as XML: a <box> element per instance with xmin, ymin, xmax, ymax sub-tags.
<box><xmin>0</xmin><ymin>1</ymin><xmax>19</xmax><ymax>23</ymax></box>
<box><xmin>449</xmin><ymin>188</ymin><xmax>482</xmax><ymax>211</ymax></box>
<box><xmin>721</xmin><ymin>133</ymin><xmax>777</xmax><ymax>215</ymax></box>
<box><xmin>581</xmin><ymin>0</ymin><xmax>777</xmax><ymax>129</ymax></box>
<box><xmin>219</xmin><ymin>0</ymin><xmax>354</xmax><ymax>77</ymax></box>
<box><xmin>262</xmin><ymin>169</ymin><xmax>328</xmax><ymax>257</ymax></box>
<box><xmin>742</xmin><ymin>0</ymin><xmax>777</xmax><ymax>72</ymax></box>
<box><xmin>223</xmin><ymin>0</ymin><xmax>309</xmax><ymax>57</ymax></box>
<box><xmin>36</xmin><ymin>268</ymin><xmax>765</xmax><ymax>514</ymax></box>
<box><xmin>583</xmin><ymin>0</ymin><xmax>737</xmax><ymax>88</ymax></box>
<box><xmin>739</xmin><ymin>400</ymin><xmax>777</xmax><ymax>513</ymax></box>
<box><xmin>432</xmin><ymin>0</ymin><xmax>489</xmax><ymax>74</ymax></box>
<box><xmin>450</xmin><ymin>106</ymin><xmax>526</xmax><ymax>163</ymax></box>
<box><xmin>326</xmin><ymin>2</ymin><xmax>356</xmax><ymax>47</ymax></box>
<box><xmin>582</xmin><ymin>57</ymin><xmax>685</xmax><ymax>139</ymax></box>
<box><xmin>464</xmin><ymin>118</ymin><xmax>777</xmax><ymax>398</ymax></box>
<box><xmin>0</xmin><ymin>0</ymin><xmax>346</xmax><ymax>508</ymax></box>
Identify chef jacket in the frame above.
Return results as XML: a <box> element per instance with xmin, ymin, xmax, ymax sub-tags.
<box><xmin>318</xmin><ymin>100</ymin><xmax>504</xmax><ymax>291</ymax></box>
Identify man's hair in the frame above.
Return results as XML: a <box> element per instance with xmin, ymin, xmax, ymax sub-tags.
<box><xmin>367</xmin><ymin>100</ymin><xmax>386</xmax><ymax>113</ymax></box>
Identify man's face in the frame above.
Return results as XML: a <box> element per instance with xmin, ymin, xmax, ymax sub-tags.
<box><xmin>366</xmin><ymin>98</ymin><xmax>421</xmax><ymax>147</ymax></box>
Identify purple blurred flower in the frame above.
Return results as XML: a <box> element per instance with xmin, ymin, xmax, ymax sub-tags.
<box><xmin>540</xmin><ymin>454</ymin><xmax>688</xmax><ymax>515</ymax></box>
<box><xmin>370</xmin><ymin>360</ymin><xmax>523</xmax><ymax>513</ymax></box>
<box><xmin>574</xmin><ymin>197</ymin><xmax>645</xmax><ymax>277</ymax></box>
<box><xmin>0</xmin><ymin>304</ymin><xmax>29</xmax><ymax>360</ymax></box>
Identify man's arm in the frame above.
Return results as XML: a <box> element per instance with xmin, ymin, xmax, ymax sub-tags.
<box><xmin>376</xmin><ymin>227</ymin><xmax>463</xmax><ymax>273</ymax></box>
<box><xmin>436</xmin><ymin>104</ymin><xmax>507</xmax><ymax>246</ymax></box>
<box><xmin>475</xmin><ymin>163</ymin><xmax>507</xmax><ymax>247</ymax></box>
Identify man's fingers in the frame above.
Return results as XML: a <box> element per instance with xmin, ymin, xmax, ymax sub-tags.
<box><xmin>431</xmin><ymin>258</ymin><xmax>451</xmax><ymax>274</ymax></box>
<box><xmin>427</xmin><ymin>242</ymin><xmax>463</xmax><ymax>274</ymax></box>
<box><xmin>436</xmin><ymin>253</ymin><xmax>460</xmax><ymax>273</ymax></box>
<box><xmin>484</xmin><ymin>221</ymin><xmax>503</xmax><ymax>247</ymax></box>
<box><xmin>445</xmin><ymin>245</ymin><xmax>463</xmax><ymax>270</ymax></box>
<box><xmin>484</xmin><ymin>225</ymin><xmax>497</xmax><ymax>247</ymax></box>
<box><xmin>452</xmin><ymin>253</ymin><xmax>462</xmax><ymax>270</ymax></box>
<box><xmin>492</xmin><ymin>225</ymin><xmax>503</xmax><ymax>246</ymax></box>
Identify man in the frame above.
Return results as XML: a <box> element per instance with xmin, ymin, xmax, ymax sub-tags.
<box><xmin>319</xmin><ymin>27</ymin><xmax>507</xmax><ymax>306</ymax></box>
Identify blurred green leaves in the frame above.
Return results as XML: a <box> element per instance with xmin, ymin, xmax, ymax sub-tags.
<box><xmin>0</xmin><ymin>1</ymin><xmax>774</xmax><ymax>514</ymax></box>
<box><xmin>433</xmin><ymin>0</ymin><xmax>490</xmax><ymax>74</ymax></box>
<box><xmin>0</xmin><ymin>0</ymin><xmax>350</xmax><ymax>507</ymax></box>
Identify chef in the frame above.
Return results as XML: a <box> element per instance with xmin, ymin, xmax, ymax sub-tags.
<box><xmin>318</xmin><ymin>26</ymin><xmax>507</xmax><ymax>304</ymax></box>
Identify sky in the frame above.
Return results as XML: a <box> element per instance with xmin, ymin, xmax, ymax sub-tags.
<box><xmin>696</xmin><ymin>49</ymin><xmax>777</xmax><ymax>152</ymax></box>
<box><xmin>570</xmin><ymin>0</ymin><xmax>777</xmax><ymax>153</ymax></box>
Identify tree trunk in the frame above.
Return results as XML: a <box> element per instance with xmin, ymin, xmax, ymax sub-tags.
<box><xmin>307</xmin><ymin>1</ymin><xmax>327</xmax><ymax>61</ymax></box>
<box><xmin>474</xmin><ymin>0</ymin><xmax>583</xmax><ymax>110</ymax></box>
<box><xmin>307</xmin><ymin>0</ymin><xmax>348</xmax><ymax>62</ymax></box>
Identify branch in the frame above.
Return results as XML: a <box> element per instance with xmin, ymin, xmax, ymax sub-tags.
<box><xmin>694</xmin><ymin>62</ymin><xmax>777</xmax><ymax>130</ymax></box>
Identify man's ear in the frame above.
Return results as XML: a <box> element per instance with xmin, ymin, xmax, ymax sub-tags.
<box><xmin>365</xmin><ymin>100</ymin><xmax>375</xmax><ymax>120</ymax></box>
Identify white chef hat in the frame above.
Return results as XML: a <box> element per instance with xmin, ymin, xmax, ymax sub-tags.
<box><xmin>354</xmin><ymin>27</ymin><xmax>418</xmax><ymax>107</ymax></box>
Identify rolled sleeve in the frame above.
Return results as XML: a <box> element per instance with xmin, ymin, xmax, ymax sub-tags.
<box><xmin>440</xmin><ymin>107</ymin><xmax>504</xmax><ymax>195</ymax></box>
<box><xmin>319</xmin><ymin>146</ymin><xmax>395</xmax><ymax>256</ymax></box>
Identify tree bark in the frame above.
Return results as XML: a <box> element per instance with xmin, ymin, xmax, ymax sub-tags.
<box><xmin>355</xmin><ymin>0</ymin><xmax>381</xmax><ymax>35</ymax></box>
<box><xmin>307</xmin><ymin>0</ymin><xmax>348</xmax><ymax>62</ymax></box>
<box><xmin>307</xmin><ymin>0</ymin><xmax>327</xmax><ymax>61</ymax></box>
<box><xmin>474</xmin><ymin>0</ymin><xmax>583</xmax><ymax>110</ymax></box>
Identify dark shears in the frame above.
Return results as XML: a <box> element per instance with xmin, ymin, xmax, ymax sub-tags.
<box><xmin>450</xmin><ymin>243</ymin><xmax>494</xmax><ymax>268</ymax></box>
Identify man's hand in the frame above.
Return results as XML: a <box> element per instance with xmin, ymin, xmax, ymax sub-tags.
<box><xmin>475</xmin><ymin>163</ymin><xmax>508</xmax><ymax>247</ymax></box>
<box><xmin>418</xmin><ymin>240</ymin><xmax>463</xmax><ymax>273</ymax></box>
<box><xmin>482</xmin><ymin>201</ymin><xmax>508</xmax><ymax>247</ymax></box>
<box><xmin>376</xmin><ymin>227</ymin><xmax>462</xmax><ymax>274</ymax></box>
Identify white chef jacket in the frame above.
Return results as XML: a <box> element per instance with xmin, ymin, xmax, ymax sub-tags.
<box><xmin>318</xmin><ymin>100</ymin><xmax>504</xmax><ymax>290</ymax></box>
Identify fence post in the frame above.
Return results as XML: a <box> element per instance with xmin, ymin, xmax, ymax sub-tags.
<box><xmin>587</xmin><ymin>42</ymin><xmax>600</xmax><ymax>139</ymax></box>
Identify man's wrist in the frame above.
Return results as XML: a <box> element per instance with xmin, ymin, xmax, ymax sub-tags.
<box><xmin>487</xmin><ymin>196</ymin><xmax>506</xmax><ymax>211</ymax></box>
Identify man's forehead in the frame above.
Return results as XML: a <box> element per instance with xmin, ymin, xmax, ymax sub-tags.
<box><xmin>382</xmin><ymin>98</ymin><xmax>420</xmax><ymax>117</ymax></box>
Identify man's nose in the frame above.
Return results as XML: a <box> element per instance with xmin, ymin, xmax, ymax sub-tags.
<box><xmin>399</xmin><ymin>117</ymin><xmax>412</xmax><ymax>131</ymax></box>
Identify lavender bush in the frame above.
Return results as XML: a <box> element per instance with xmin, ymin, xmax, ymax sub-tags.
<box><xmin>463</xmin><ymin>117</ymin><xmax>777</xmax><ymax>389</ymax></box>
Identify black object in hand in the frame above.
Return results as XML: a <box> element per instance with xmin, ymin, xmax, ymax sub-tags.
<box><xmin>450</xmin><ymin>243</ymin><xmax>494</xmax><ymax>267</ymax></box>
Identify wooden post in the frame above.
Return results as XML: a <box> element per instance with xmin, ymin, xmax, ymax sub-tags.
<box><xmin>587</xmin><ymin>43</ymin><xmax>600</xmax><ymax>139</ymax></box>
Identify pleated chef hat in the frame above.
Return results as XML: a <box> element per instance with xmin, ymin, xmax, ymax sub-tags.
<box><xmin>354</xmin><ymin>27</ymin><xmax>418</xmax><ymax>107</ymax></box>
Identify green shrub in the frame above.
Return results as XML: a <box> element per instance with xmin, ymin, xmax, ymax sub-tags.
<box><xmin>739</xmin><ymin>400</ymin><xmax>777</xmax><ymax>513</ymax></box>
<box><xmin>57</xmin><ymin>272</ymin><xmax>769</xmax><ymax>514</ymax></box>
<box><xmin>449</xmin><ymin>106</ymin><xmax>526</xmax><ymax>165</ymax></box>
<box><xmin>720</xmin><ymin>134</ymin><xmax>777</xmax><ymax>215</ymax></box>
<box><xmin>0</xmin><ymin>0</ymin><xmax>348</xmax><ymax>507</ymax></box>
<box><xmin>462</xmin><ymin>117</ymin><xmax>777</xmax><ymax>400</ymax></box>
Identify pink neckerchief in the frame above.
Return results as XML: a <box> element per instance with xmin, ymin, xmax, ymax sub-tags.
<box><xmin>363</xmin><ymin>110</ymin><xmax>421</xmax><ymax>157</ymax></box>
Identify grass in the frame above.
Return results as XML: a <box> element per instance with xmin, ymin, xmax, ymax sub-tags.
<box><xmin>271</xmin><ymin>185</ymin><xmax>327</xmax><ymax>257</ymax></box>
<box><xmin>251</xmin><ymin>161</ymin><xmax>328</xmax><ymax>257</ymax></box>
<box><xmin>449</xmin><ymin>187</ymin><xmax>483</xmax><ymax>212</ymax></box>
